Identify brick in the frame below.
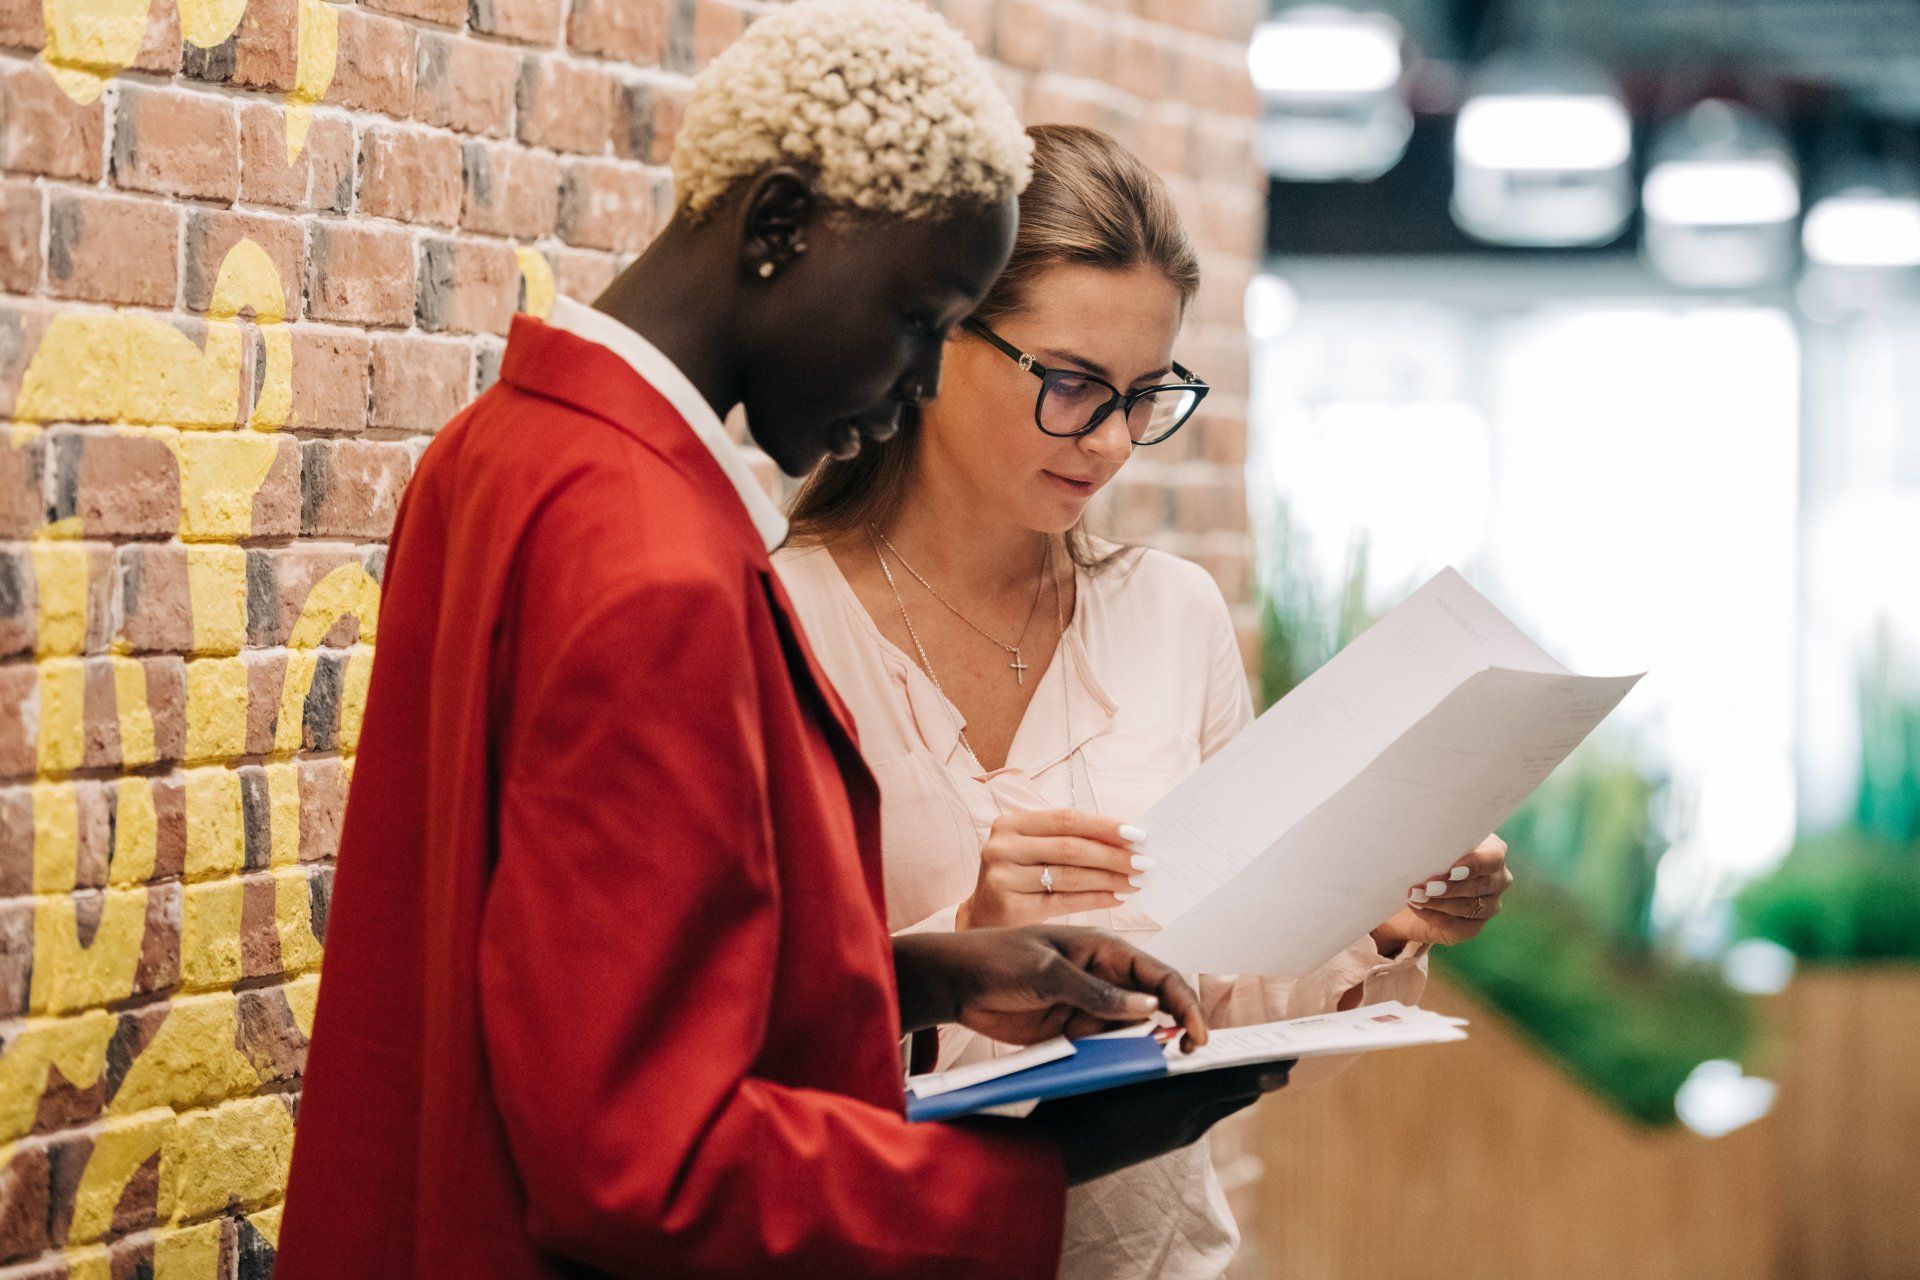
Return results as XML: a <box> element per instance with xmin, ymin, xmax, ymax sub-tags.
<box><xmin>693</xmin><ymin>0</ymin><xmax>746</xmax><ymax>69</ymax></box>
<box><xmin>183</xmin><ymin>210</ymin><xmax>305</xmax><ymax>321</ymax></box>
<box><xmin>297</xmin><ymin>754</ymin><xmax>346</xmax><ymax>862</ymax></box>
<box><xmin>473</xmin><ymin>338</ymin><xmax>504</xmax><ymax>395</ymax></box>
<box><xmin>184</xmin><ymin>0</ymin><xmax>298</xmax><ymax>92</ymax></box>
<box><xmin>1</xmin><ymin>61</ymin><xmax>105</xmax><ymax>181</ymax></box>
<box><xmin>242</xmin><ymin>649</ymin><xmax>287</xmax><ymax>754</ymax></box>
<box><xmin>364</xmin><ymin>0</ymin><xmax>466</xmax><ymax>26</ymax></box>
<box><xmin>555</xmin><ymin>248</ymin><xmax>621</xmax><ymax>304</ymax></box>
<box><xmin>328</xmin><ymin>9</ymin><xmax>416</xmax><ymax>118</ymax></box>
<box><xmin>470</xmin><ymin>0</ymin><xmax>564</xmax><ymax>44</ymax></box>
<box><xmin>117</xmin><ymin>544</ymin><xmax>191</xmax><ymax>654</ymax></box>
<box><xmin>613</xmin><ymin>78</ymin><xmax>686</xmax><ymax>166</ymax></box>
<box><xmin>569</xmin><ymin>0</ymin><xmax>668</xmax><ymax>63</ymax></box>
<box><xmin>0</xmin><ymin>785</ymin><xmax>28</xmax><ymax>890</ymax></box>
<box><xmin>111</xmin><ymin>86</ymin><xmax>239</xmax><ymax>203</ymax></box>
<box><xmin>47</xmin><ymin>428</ymin><xmax>182</xmax><ymax>539</ymax></box>
<box><xmin>0</xmin><ymin>547</ymin><xmax>29</xmax><ymax>657</ymax></box>
<box><xmin>0</xmin><ymin>897</ymin><xmax>28</xmax><ymax>1014</ymax></box>
<box><xmin>664</xmin><ymin>0</ymin><xmax>697</xmax><ymax>73</ymax></box>
<box><xmin>80</xmin><ymin>657</ymin><xmax>184</xmax><ymax>771</ymax></box>
<box><xmin>360</xmin><ymin>126</ymin><xmax>464</xmax><ymax>227</ymax></box>
<box><xmin>0</xmin><ymin>663</ymin><xmax>32</xmax><ymax>777</ymax></box>
<box><xmin>46</xmin><ymin>194</ymin><xmax>178</xmax><ymax>308</ymax></box>
<box><xmin>290</xmin><ymin>328</ymin><xmax>370</xmax><ymax>434</ymax></box>
<box><xmin>244</xmin><ymin>544</ymin><xmax>370</xmax><ymax>648</ymax></box>
<box><xmin>0</xmin><ymin>183</ymin><xmax>39</xmax><ymax>294</ymax></box>
<box><xmin>300</xmin><ymin>440</ymin><xmax>412</xmax><ymax>538</ymax></box>
<box><xmin>417</xmin><ymin>237</ymin><xmax>518</xmax><ymax>336</ymax></box>
<box><xmin>0</xmin><ymin>1141</ymin><xmax>50</xmax><ymax>1263</ymax></box>
<box><xmin>516</xmin><ymin>56</ymin><xmax>614</xmax><ymax>156</ymax></box>
<box><xmin>460</xmin><ymin>142</ymin><xmax>561</xmax><ymax>239</ymax></box>
<box><xmin>307</xmin><ymin>224</ymin><xmax>417</xmax><ymax>329</ymax></box>
<box><xmin>935</xmin><ymin>0</ymin><xmax>992</xmax><ymax>53</ymax></box>
<box><xmin>240</xmin><ymin>102</ymin><xmax>354</xmax><ymax>212</ymax></box>
<box><xmin>370</xmin><ymin>335</ymin><xmax>470</xmax><ymax>434</ymax></box>
<box><xmin>558</xmin><ymin>160</ymin><xmax>663</xmax><ymax>253</ymax></box>
<box><xmin>414</xmin><ymin>33</ymin><xmax>517</xmax><ymax>138</ymax></box>
<box><xmin>307</xmin><ymin>115</ymin><xmax>357</xmax><ymax>215</ymax></box>
<box><xmin>237</xmin><ymin>982</ymin><xmax>311</xmax><ymax>1083</ymax></box>
<box><xmin>133</xmin><ymin>0</ymin><xmax>183</xmax><ymax>74</ymax></box>
<box><xmin>0</xmin><ymin>0</ymin><xmax>44</xmax><ymax>50</ymax></box>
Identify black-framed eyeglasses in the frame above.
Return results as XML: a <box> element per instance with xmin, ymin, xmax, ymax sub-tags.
<box><xmin>962</xmin><ymin>318</ymin><xmax>1209</xmax><ymax>446</ymax></box>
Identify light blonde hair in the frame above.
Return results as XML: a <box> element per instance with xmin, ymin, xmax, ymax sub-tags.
<box><xmin>788</xmin><ymin>124</ymin><xmax>1201</xmax><ymax>571</ymax></box>
<box><xmin>671</xmin><ymin>0</ymin><xmax>1032</xmax><ymax>221</ymax></box>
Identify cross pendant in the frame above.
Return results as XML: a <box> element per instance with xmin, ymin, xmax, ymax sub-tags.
<box><xmin>1010</xmin><ymin>650</ymin><xmax>1029</xmax><ymax>684</ymax></box>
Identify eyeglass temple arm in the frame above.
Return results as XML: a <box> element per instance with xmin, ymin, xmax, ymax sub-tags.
<box><xmin>961</xmin><ymin>318</ymin><xmax>1044</xmax><ymax>374</ymax></box>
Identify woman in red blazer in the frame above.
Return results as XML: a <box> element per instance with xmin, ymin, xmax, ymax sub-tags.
<box><xmin>275</xmin><ymin>2</ymin><xmax>1289</xmax><ymax>1277</ymax></box>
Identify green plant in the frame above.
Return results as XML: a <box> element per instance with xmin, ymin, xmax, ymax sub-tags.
<box><xmin>1736</xmin><ymin>828</ymin><xmax>1920</xmax><ymax>963</ymax></box>
<box><xmin>1434</xmin><ymin>884</ymin><xmax>1754</xmax><ymax>1125</ymax></box>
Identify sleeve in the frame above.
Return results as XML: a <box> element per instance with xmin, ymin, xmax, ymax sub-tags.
<box><xmin>478</xmin><ymin>574</ymin><xmax>1066</xmax><ymax>1279</ymax></box>
<box><xmin>1196</xmin><ymin>574</ymin><xmax>1256</xmax><ymax>759</ymax></box>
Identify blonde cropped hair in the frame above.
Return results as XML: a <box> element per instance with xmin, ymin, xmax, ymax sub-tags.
<box><xmin>671</xmin><ymin>0</ymin><xmax>1033</xmax><ymax>221</ymax></box>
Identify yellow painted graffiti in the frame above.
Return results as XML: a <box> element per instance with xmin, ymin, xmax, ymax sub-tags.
<box><xmin>40</xmin><ymin>0</ymin><xmax>338</xmax><ymax>158</ymax></box>
<box><xmin>517</xmin><ymin>247</ymin><xmax>557</xmax><ymax>321</ymax></box>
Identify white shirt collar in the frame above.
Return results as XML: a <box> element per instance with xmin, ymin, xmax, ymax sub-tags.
<box><xmin>545</xmin><ymin>295</ymin><xmax>788</xmax><ymax>552</ymax></box>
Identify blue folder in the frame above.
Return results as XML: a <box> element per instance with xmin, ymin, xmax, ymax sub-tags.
<box><xmin>906</xmin><ymin>1035</ymin><xmax>1173</xmax><ymax>1122</ymax></box>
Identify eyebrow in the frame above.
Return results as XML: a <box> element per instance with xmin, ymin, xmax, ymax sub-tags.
<box><xmin>1038</xmin><ymin>348</ymin><xmax>1173</xmax><ymax>383</ymax></box>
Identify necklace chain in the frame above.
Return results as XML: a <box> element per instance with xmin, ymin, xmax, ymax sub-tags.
<box><xmin>870</xmin><ymin>527</ymin><xmax>1047</xmax><ymax>684</ymax></box>
<box><xmin>870</xmin><ymin>530</ymin><xmax>1080</xmax><ymax>812</ymax></box>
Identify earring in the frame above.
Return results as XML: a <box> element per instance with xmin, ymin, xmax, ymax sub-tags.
<box><xmin>757</xmin><ymin>261</ymin><xmax>775</xmax><ymax>279</ymax></box>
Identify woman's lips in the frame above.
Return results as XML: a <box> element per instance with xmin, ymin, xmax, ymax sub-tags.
<box><xmin>1043</xmin><ymin>470</ymin><xmax>1097</xmax><ymax>496</ymax></box>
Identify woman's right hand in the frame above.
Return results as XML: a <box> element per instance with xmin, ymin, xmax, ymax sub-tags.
<box><xmin>956</xmin><ymin>809</ymin><xmax>1150</xmax><ymax>929</ymax></box>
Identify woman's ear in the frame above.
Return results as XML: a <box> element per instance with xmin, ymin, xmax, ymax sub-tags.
<box><xmin>739</xmin><ymin>167</ymin><xmax>816</xmax><ymax>282</ymax></box>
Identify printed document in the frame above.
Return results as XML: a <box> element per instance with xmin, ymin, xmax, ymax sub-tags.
<box><xmin>1131</xmin><ymin>567</ymin><xmax>1641</xmax><ymax>976</ymax></box>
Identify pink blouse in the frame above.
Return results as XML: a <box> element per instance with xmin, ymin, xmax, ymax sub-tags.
<box><xmin>774</xmin><ymin>541</ymin><xmax>1427</xmax><ymax>1280</ymax></box>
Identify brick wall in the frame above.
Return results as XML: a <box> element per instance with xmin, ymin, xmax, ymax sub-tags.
<box><xmin>0</xmin><ymin>0</ymin><xmax>1264</xmax><ymax>1272</ymax></box>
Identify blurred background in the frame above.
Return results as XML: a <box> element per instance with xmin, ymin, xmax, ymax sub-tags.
<box><xmin>1237</xmin><ymin>1</ymin><xmax>1920</xmax><ymax>1276</ymax></box>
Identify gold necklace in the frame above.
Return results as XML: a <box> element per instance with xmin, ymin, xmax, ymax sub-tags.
<box><xmin>870</xmin><ymin>527</ymin><xmax>1047</xmax><ymax>684</ymax></box>
<box><xmin>871</xmin><ymin>532</ymin><xmax>1082</xmax><ymax>812</ymax></box>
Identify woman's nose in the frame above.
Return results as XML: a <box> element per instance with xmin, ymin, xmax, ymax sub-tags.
<box><xmin>1080</xmin><ymin>407</ymin><xmax>1134</xmax><ymax>462</ymax></box>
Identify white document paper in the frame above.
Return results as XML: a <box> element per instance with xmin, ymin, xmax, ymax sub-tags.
<box><xmin>1132</xmin><ymin>567</ymin><xmax>1642</xmax><ymax>977</ymax></box>
<box><xmin>1163</xmin><ymin>1002</ymin><xmax>1468</xmax><ymax>1073</ymax></box>
<box><xmin>904</xmin><ymin>1036</ymin><xmax>1074</xmax><ymax>1098</ymax></box>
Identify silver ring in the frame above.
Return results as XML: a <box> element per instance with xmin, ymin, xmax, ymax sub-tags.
<box><xmin>1040</xmin><ymin>866</ymin><xmax>1054</xmax><ymax>894</ymax></box>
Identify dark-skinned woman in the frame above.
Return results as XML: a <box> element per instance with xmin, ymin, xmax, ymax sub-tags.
<box><xmin>275</xmin><ymin>3</ymin><xmax>1290</xmax><ymax>1277</ymax></box>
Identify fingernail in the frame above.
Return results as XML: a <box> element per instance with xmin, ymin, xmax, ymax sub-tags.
<box><xmin>1425</xmin><ymin>880</ymin><xmax>1449</xmax><ymax>897</ymax></box>
<box><xmin>1116</xmin><ymin>892</ymin><xmax>1136</xmax><ymax>902</ymax></box>
<box><xmin>1123</xmin><ymin>993</ymin><xmax>1159</xmax><ymax>1013</ymax></box>
<box><xmin>1450</xmin><ymin>865</ymin><xmax>1471</xmax><ymax>882</ymax></box>
<box><xmin>1131</xmin><ymin>854</ymin><xmax>1157</xmax><ymax>871</ymax></box>
<box><xmin>1410</xmin><ymin>890</ymin><xmax>1429</xmax><ymax>905</ymax></box>
<box><xmin>1128</xmin><ymin>876</ymin><xmax>1144</xmax><ymax>889</ymax></box>
<box><xmin>1118</xmin><ymin>824</ymin><xmax>1148</xmax><ymax>844</ymax></box>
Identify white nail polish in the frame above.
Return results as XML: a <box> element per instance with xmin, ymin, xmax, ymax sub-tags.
<box><xmin>1425</xmin><ymin>880</ymin><xmax>1449</xmax><ymax>897</ymax></box>
<box><xmin>1409</xmin><ymin>891</ymin><xmax>1429</xmax><ymax>905</ymax></box>
<box><xmin>1129</xmin><ymin>876</ymin><xmax>1144</xmax><ymax>889</ymax></box>
<box><xmin>1116</xmin><ymin>892</ymin><xmax>1136</xmax><ymax>902</ymax></box>
<box><xmin>1118</xmin><ymin>824</ymin><xmax>1147</xmax><ymax>844</ymax></box>
<box><xmin>1450</xmin><ymin>865</ymin><xmax>1471</xmax><ymax>882</ymax></box>
<box><xmin>1131</xmin><ymin>854</ymin><xmax>1156</xmax><ymax>871</ymax></box>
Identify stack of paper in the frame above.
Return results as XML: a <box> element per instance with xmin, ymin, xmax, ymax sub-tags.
<box><xmin>1131</xmin><ymin>567</ymin><xmax>1641</xmax><ymax>977</ymax></box>
<box><xmin>904</xmin><ymin>1002</ymin><xmax>1466</xmax><ymax>1121</ymax></box>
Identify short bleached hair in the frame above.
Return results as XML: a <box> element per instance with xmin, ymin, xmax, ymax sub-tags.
<box><xmin>672</xmin><ymin>0</ymin><xmax>1033</xmax><ymax>221</ymax></box>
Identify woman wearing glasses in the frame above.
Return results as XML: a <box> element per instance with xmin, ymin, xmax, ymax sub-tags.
<box><xmin>775</xmin><ymin>124</ymin><xmax>1511</xmax><ymax>1279</ymax></box>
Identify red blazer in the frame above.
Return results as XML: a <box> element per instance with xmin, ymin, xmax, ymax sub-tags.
<box><xmin>275</xmin><ymin>317</ymin><xmax>1067</xmax><ymax>1278</ymax></box>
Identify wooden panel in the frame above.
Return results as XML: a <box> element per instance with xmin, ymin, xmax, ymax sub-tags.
<box><xmin>1770</xmin><ymin>968</ymin><xmax>1920</xmax><ymax>1280</ymax></box>
<box><xmin>1247</xmin><ymin>975</ymin><xmax>1781</xmax><ymax>1280</ymax></box>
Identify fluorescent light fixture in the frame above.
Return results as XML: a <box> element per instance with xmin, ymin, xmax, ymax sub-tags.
<box><xmin>1803</xmin><ymin>192</ymin><xmax>1920</xmax><ymax>267</ymax></box>
<box><xmin>1450</xmin><ymin>55</ymin><xmax>1634</xmax><ymax>246</ymax></box>
<box><xmin>1642</xmin><ymin>101</ymin><xmax>1801</xmax><ymax>288</ymax></box>
<box><xmin>1455</xmin><ymin>93</ymin><xmax>1633</xmax><ymax>172</ymax></box>
<box><xmin>1644</xmin><ymin>158</ymin><xmax>1801</xmax><ymax>227</ymax></box>
<box><xmin>1248</xmin><ymin>8</ymin><xmax>1402</xmax><ymax>97</ymax></box>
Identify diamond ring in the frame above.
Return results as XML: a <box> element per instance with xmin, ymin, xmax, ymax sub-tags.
<box><xmin>1040</xmin><ymin>866</ymin><xmax>1054</xmax><ymax>894</ymax></box>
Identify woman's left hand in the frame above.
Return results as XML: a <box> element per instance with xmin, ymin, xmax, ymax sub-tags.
<box><xmin>1371</xmin><ymin>834</ymin><xmax>1512</xmax><ymax>950</ymax></box>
